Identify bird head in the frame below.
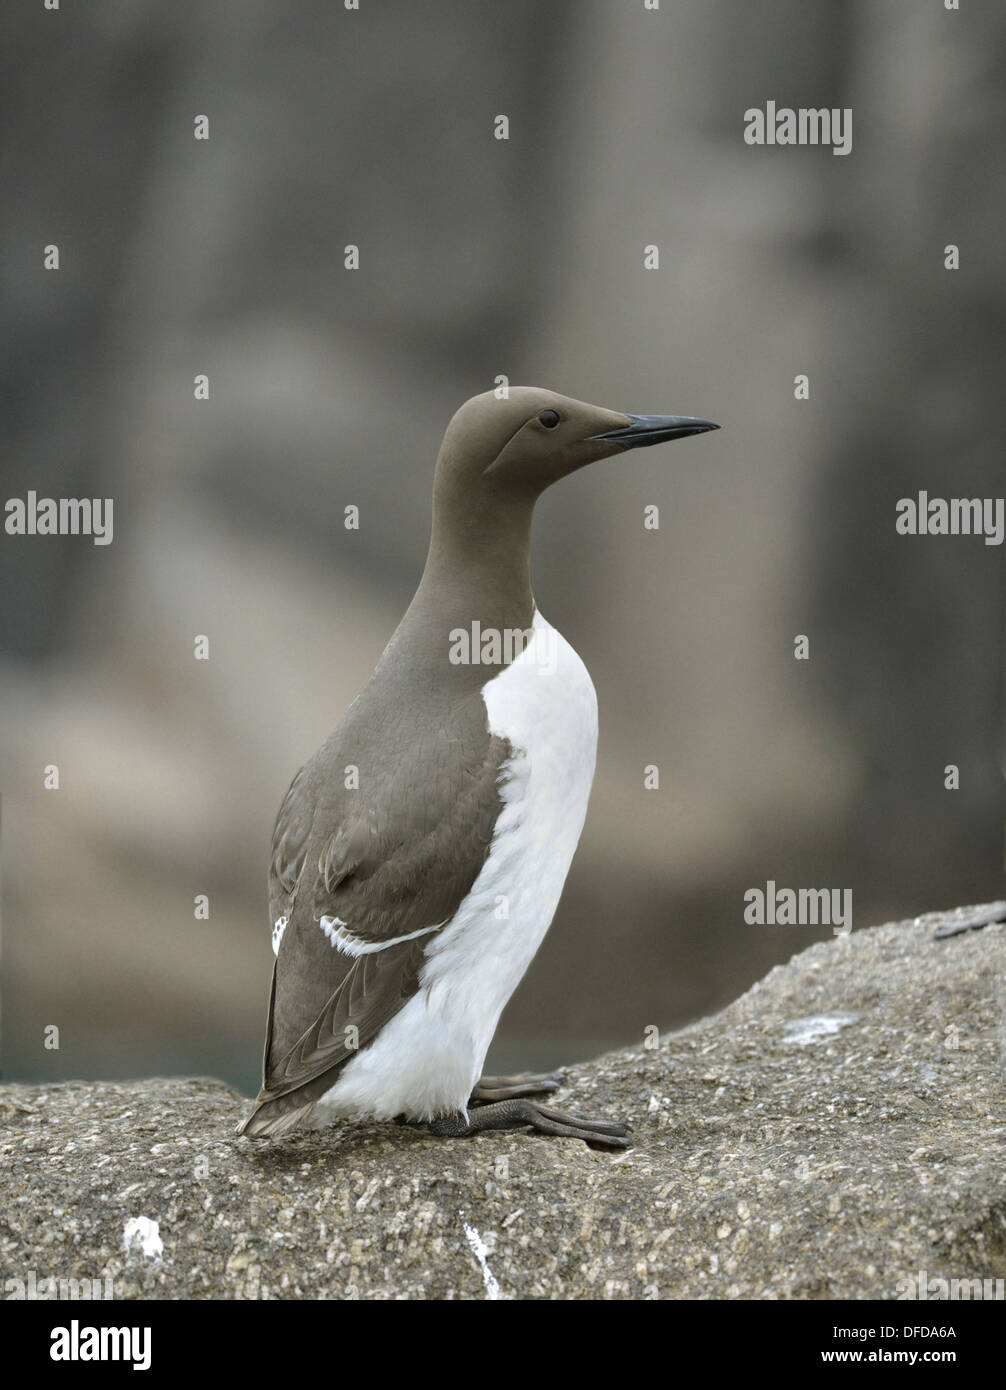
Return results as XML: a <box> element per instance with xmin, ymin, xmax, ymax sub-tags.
<box><xmin>434</xmin><ymin>387</ymin><xmax>719</xmax><ymax>503</ymax></box>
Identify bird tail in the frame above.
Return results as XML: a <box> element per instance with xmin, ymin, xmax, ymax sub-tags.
<box><xmin>236</xmin><ymin>1092</ymin><xmax>316</xmax><ymax>1139</ymax></box>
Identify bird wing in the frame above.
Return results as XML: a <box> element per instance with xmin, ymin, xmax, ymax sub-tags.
<box><xmin>249</xmin><ymin>933</ymin><xmax>430</xmax><ymax>1126</ymax></box>
<box><xmin>254</xmin><ymin>702</ymin><xmax>512</xmax><ymax>1115</ymax></box>
<box><xmin>268</xmin><ymin>763</ymin><xmax>314</xmax><ymax>930</ymax></box>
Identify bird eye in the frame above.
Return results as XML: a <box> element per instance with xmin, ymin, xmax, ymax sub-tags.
<box><xmin>539</xmin><ymin>410</ymin><xmax>560</xmax><ymax>429</ymax></box>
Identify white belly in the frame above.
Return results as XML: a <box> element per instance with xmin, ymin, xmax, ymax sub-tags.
<box><xmin>312</xmin><ymin>609</ymin><xmax>598</xmax><ymax>1124</ymax></box>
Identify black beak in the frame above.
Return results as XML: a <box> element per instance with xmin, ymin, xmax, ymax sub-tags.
<box><xmin>590</xmin><ymin>413</ymin><xmax>720</xmax><ymax>448</ymax></box>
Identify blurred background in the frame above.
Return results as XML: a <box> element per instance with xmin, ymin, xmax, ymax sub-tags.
<box><xmin>2</xmin><ymin>0</ymin><xmax>1003</xmax><ymax>1094</ymax></box>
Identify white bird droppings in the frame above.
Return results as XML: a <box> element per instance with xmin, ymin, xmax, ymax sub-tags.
<box><xmin>782</xmin><ymin>1013</ymin><xmax>860</xmax><ymax>1046</ymax></box>
<box><xmin>462</xmin><ymin>1219</ymin><xmax>500</xmax><ymax>1300</ymax></box>
<box><xmin>122</xmin><ymin>1216</ymin><xmax>163</xmax><ymax>1261</ymax></box>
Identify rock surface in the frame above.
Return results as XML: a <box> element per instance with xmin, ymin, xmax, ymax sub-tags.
<box><xmin>2</xmin><ymin>905</ymin><xmax>1004</xmax><ymax>1300</ymax></box>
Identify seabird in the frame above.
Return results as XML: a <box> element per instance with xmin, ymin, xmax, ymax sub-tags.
<box><xmin>239</xmin><ymin>388</ymin><xmax>719</xmax><ymax>1146</ymax></box>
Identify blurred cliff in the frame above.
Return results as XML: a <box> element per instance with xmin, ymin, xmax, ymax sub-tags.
<box><xmin>1</xmin><ymin>0</ymin><xmax>1003</xmax><ymax>1092</ymax></box>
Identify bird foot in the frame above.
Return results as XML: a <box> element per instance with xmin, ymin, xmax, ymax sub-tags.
<box><xmin>429</xmin><ymin>1098</ymin><xmax>631</xmax><ymax>1148</ymax></box>
<box><xmin>469</xmin><ymin>1070</ymin><xmax>565</xmax><ymax>1103</ymax></box>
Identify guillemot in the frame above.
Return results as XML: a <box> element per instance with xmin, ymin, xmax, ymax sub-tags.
<box><xmin>239</xmin><ymin>387</ymin><xmax>718</xmax><ymax>1146</ymax></box>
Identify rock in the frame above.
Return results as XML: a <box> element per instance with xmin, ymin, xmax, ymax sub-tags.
<box><xmin>2</xmin><ymin>905</ymin><xmax>1004</xmax><ymax>1300</ymax></box>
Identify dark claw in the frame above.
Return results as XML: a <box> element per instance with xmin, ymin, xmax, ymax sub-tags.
<box><xmin>470</xmin><ymin>1070</ymin><xmax>566</xmax><ymax>1103</ymax></box>
<box><xmin>430</xmin><ymin>1096</ymin><xmax>631</xmax><ymax>1148</ymax></box>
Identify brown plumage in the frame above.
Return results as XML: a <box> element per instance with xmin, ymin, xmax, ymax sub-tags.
<box><xmin>241</xmin><ymin>686</ymin><xmax>512</xmax><ymax>1136</ymax></box>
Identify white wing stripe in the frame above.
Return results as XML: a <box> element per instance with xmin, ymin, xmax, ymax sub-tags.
<box><xmin>319</xmin><ymin>915</ymin><xmax>447</xmax><ymax>957</ymax></box>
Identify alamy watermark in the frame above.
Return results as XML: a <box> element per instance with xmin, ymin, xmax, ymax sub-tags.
<box><xmin>744</xmin><ymin>101</ymin><xmax>852</xmax><ymax>156</ymax></box>
<box><xmin>5</xmin><ymin>1269</ymin><xmax>115</xmax><ymax>1300</ymax></box>
<box><xmin>896</xmin><ymin>493</ymin><xmax>1004</xmax><ymax>546</ymax></box>
<box><xmin>744</xmin><ymin>881</ymin><xmax>852</xmax><ymax>936</ymax></box>
<box><xmin>50</xmin><ymin>1319</ymin><xmax>151</xmax><ymax>1371</ymax></box>
<box><xmin>448</xmin><ymin>621</ymin><xmax>558</xmax><ymax>675</ymax></box>
<box><xmin>4</xmin><ymin>491</ymin><xmax>113</xmax><ymax>545</ymax></box>
<box><xmin>896</xmin><ymin>1269</ymin><xmax>1004</xmax><ymax>1301</ymax></box>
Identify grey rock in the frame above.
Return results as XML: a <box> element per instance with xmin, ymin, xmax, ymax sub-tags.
<box><xmin>2</xmin><ymin>905</ymin><xmax>1004</xmax><ymax>1300</ymax></box>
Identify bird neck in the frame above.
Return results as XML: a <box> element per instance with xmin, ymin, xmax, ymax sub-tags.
<box><xmin>414</xmin><ymin>488</ymin><xmax>537</xmax><ymax>635</ymax></box>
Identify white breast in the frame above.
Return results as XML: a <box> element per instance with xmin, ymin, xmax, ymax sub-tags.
<box><xmin>313</xmin><ymin>609</ymin><xmax>598</xmax><ymax>1124</ymax></box>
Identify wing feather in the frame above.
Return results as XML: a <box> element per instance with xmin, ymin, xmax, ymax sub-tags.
<box><xmin>243</xmin><ymin>697</ymin><xmax>514</xmax><ymax>1133</ymax></box>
